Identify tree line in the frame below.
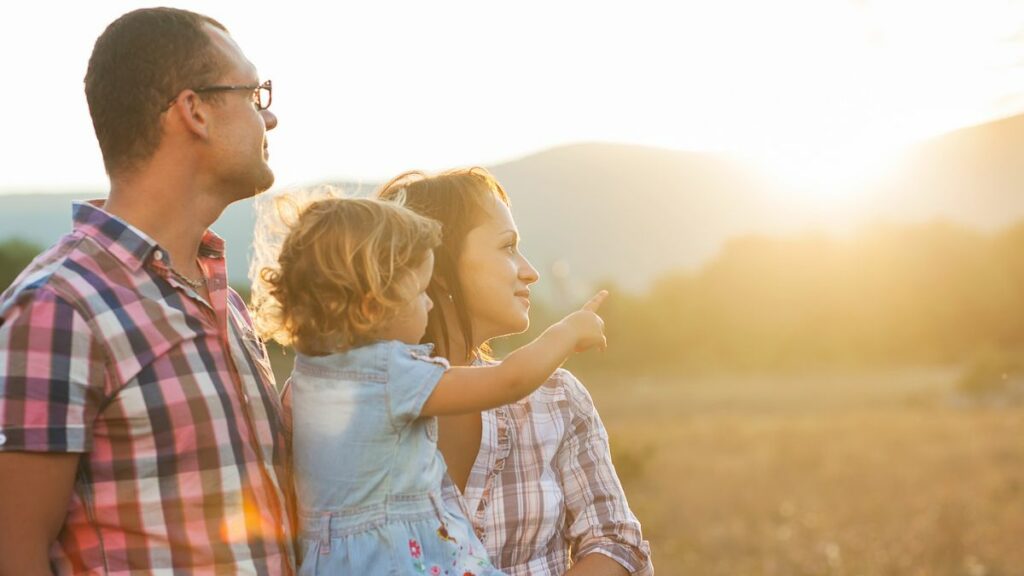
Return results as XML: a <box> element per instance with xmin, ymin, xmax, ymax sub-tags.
<box><xmin>500</xmin><ymin>220</ymin><xmax>1024</xmax><ymax>375</ymax></box>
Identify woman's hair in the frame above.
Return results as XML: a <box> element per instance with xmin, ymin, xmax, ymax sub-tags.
<box><xmin>255</xmin><ymin>196</ymin><xmax>441</xmax><ymax>356</ymax></box>
<box><xmin>375</xmin><ymin>167</ymin><xmax>510</xmax><ymax>362</ymax></box>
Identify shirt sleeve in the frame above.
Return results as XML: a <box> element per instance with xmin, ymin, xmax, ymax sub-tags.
<box><xmin>0</xmin><ymin>287</ymin><xmax>108</xmax><ymax>453</ymax></box>
<box><xmin>555</xmin><ymin>370</ymin><xmax>654</xmax><ymax>575</ymax></box>
<box><xmin>385</xmin><ymin>343</ymin><xmax>449</xmax><ymax>427</ymax></box>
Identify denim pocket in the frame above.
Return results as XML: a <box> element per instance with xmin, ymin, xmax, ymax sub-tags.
<box><xmin>425</xmin><ymin>416</ymin><xmax>439</xmax><ymax>442</ymax></box>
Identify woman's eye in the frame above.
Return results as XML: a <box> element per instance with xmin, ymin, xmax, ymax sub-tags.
<box><xmin>504</xmin><ymin>244</ymin><xmax>516</xmax><ymax>253</ymax></box>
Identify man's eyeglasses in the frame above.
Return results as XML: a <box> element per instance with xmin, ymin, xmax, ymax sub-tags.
<box><xmin>164</xmin><ymin>79</ymin><xmax>272</xmax><ymax>111</ymax></box>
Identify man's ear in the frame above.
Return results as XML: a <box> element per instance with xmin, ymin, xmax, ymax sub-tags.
<box><xmin>166</xmin><ymin>90</ymin><xmax>210</xmax><ymax>140</ymax></box>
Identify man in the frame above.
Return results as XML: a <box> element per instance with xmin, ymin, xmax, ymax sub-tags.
<box><xmin>0</xmin><ymin>8</ymin><xmax>293</xmax><ymax>574</ymax></box>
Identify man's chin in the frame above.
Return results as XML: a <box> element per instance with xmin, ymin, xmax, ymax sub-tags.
<box><xmin>253</xmin><ymin>169</ymin><xmax>276</xmax><ymax>195</ymax></box>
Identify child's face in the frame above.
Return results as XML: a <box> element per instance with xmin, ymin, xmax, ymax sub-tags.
<box><xmin>374</xmin><ymin>250</ymin><xmax>435</xmax><ymax>345</ymax></box>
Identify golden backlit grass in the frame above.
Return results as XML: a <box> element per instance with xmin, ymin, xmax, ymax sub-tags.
<box><xmin>267</xmin><ymin>346</ymin><xmax>1023</xmax><ymax>574</ymax></box>
<box><xmin>585</xmin><ymin>368</ymin><xmax>1024</xmax><ymax>576</ymax></box>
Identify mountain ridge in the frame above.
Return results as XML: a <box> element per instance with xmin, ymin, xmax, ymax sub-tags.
<box><xmin>3</xmin><ymin>113</ymin><xmax>1023</xmax><ymax>294</ymax></box>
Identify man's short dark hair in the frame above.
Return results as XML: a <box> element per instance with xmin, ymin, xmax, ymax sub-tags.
<box><xmin>85</xmin><ymin>8</ymin><xmax>229</xmax><ymax>176</ymax></box>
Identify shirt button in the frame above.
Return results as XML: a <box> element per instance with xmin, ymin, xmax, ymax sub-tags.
<box><xmin>0</xmin><ymin>431</ymin><xmax>7</xmax><ymax>446</ymax></box>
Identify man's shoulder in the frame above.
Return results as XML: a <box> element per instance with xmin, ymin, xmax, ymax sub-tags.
<box><xmin>1</xmin><ymin>230</ymin><xmax>141</xmax><ymax>320</ymax></box>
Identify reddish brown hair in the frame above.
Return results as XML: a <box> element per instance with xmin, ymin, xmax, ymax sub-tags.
<box><xmin>375</xmin><ymin>167</ymin><xmax>510</xmax><ymax>361</ymax></box>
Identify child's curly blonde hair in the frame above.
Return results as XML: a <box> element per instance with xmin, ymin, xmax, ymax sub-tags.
<box><xmin>255</xmin><ymin>197</ymin><xmax>441</xmax><ymax>356</ymax></box>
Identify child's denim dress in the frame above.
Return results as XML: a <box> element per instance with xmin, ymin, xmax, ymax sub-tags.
<box><xmin>291</xmin><ymin>340</ymin><xmax>504</xmax><ymax>575</ymax></box>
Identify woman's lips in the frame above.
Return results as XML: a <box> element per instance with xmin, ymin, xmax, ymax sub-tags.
<box><xmin>515</xmin><ymin>290</ymin><xmax>531</xmax><ymax>306</ymax></box>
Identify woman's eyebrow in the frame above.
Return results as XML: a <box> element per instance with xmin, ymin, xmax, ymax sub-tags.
<box><xmin>498</xmin><ymin>229</ymin><xmax>519</xmax><ymax>241</ymax></box>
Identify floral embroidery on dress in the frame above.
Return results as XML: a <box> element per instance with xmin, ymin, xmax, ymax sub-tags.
<box><xmin>429</xmin><ymin>566</ymin><xmax>442</xmax><ymax>575</ymax></box>
<box><xmin>409</xmin><ymin>538</ymin><xmax>427</xmax><ymax>572</ymax></box>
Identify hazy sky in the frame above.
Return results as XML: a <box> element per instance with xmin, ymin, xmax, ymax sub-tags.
<box><xmin>4</xmin><ymin>0</ymin><xmax>1024</xmax><ymax>194</ymax></box>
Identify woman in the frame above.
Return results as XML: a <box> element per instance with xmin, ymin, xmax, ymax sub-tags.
<box><xmin>376</xmin><ymin>168</ymin><xmax>653</xmax><ymax>576</ymax></box>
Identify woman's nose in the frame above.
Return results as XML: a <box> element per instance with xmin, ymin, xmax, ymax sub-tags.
<box><xmin>519</xmin><ymin>254</ymin><xmax>540</xmax><ymax>285</ymax></box>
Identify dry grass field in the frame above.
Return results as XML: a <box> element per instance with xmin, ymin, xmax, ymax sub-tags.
<box><xmin>267</xmin><ymin>349</ymin><xmax>1024</xmax><ymax>575</ymax></box>
<box><xmin>581</xmin><ymin>367</ymin><xmax>1024</xmax><ymax>576</ymax></box>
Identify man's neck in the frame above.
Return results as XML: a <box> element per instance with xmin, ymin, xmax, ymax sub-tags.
<box><xmin>104</xmin><ymin>167</ymin><xmax>227</xmax><ymax>278</ymax></box>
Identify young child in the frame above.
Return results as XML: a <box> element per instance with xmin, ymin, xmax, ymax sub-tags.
<box><xmin>257</xmin><ymin>197</ymin><xmax>607</xmax><ymax>575</ymax></box>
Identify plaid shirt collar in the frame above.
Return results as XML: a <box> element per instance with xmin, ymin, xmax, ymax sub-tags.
<box><xmin>73</xmin><ymin>200</ymin><xmax>226</xmax><ymax>272</ymax></box>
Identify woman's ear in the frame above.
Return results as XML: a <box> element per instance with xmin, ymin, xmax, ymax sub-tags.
<box><xmin>430</xmin><ymin>248</ymin><xmax>457</xmax><ymax>294</ymax></box>
<box><xmin>431</xmin><ymin>275</ymin><xmax>450</xmax><ymax>293</ymax></box>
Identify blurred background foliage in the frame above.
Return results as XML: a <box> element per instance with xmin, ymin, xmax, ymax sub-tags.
<box><xmin>492</xmin><ymin>220</ymin><xmax>1024</xmax><ymax>384</ymax></box>
<box><xmin>6</xmin><ymin>219</ymin><xmax>1024</xmax><ymax>388</ymax></box>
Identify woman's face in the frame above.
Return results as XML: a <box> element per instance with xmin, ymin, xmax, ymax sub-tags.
<box><xmin>457</xmin><ymin>194</ymin><xmax>540</xmax><ymax>345</ymax></box>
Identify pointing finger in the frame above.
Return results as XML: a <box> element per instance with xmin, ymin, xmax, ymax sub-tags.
<box><xmin>581</xmin><ymin>290</ymin><xmax>609</xmax><ymax>313</ymax></box>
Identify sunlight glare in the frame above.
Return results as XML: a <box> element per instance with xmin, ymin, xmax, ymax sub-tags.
<box><xmin>707</xmin><ymin>0</ymin><xmax>1024</xmax><ymax>208</ymax></box>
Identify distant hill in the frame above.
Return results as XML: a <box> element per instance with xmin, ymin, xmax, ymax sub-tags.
<box><xmin>2</xmin><ymin>113</ymin><xmax>1023</xmax><ymax>294</ymax></box>
<box><xmin>489</xmin><ymin>143</ymin><xmax>787</xmax><ymax>297</ymax></box>
<box><xmin>874</xmin><ymin>113</ymin><xmax>1024</xmax><ymax>229</ymax></box>
<box><xmin>0</xmin><ymin>194</ymin><xmax>269</xmax><ymax>285</ymax></box>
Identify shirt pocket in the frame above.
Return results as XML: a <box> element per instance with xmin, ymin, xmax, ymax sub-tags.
<box><xmin>424</xmin><ymin>416</ymin><xmax>439</xmax><ymax>443</ymax></box>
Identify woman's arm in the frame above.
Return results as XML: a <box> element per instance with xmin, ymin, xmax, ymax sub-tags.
<box><xmin>421</xmin><ymin>292</ymin><xmax>607</xmax><ymax>417</ymax></box>
<box><xmin>565</xmin><ymin>552</ymin><xmax>630</xmax><ymax>576</ymax></box>
<box><xmin>556</xmin><ymin>372</ymin><xmax>654</xmax><ymax>576</ymax></box>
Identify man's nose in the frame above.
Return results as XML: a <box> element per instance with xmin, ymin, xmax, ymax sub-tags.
<box><xmin>262</xmin><ymin>109</ymin><xmax>278</xmax><ymax>131</ymax></box>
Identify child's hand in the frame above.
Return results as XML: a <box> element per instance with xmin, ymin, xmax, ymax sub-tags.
<box><xmin>558</xmin><ymin>290</ymin><xmax>609</xmax><ymax>353</ymax></box>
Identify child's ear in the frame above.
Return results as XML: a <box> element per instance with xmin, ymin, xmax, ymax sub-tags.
<box><xmin>360</xmin><ymin>295</ymin><xmax>383</xmax><ymax>322</ymax></box>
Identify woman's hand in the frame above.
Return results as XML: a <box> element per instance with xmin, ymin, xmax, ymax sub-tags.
<box><xmin>557</xmin><ymin>290</ymin><xmax>609</xmax><ymax>353</ymax></box>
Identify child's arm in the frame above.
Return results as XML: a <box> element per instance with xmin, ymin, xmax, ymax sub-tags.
<box><xmin>420</xmin><ymin>291</ymin><xmax>608</xmax><ymax>417</ymax></box>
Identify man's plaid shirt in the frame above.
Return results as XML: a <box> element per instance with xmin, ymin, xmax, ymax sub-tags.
<box><xmin>0</xmin><ymin>202</ymin><xmax>295</xmax><ymax>574</ymax></box>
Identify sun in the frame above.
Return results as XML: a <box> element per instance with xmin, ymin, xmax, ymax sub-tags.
<box><xmin>739</xmin><ymin>126</ymin><xmax>910</xmax><ymax>210</ymax></box>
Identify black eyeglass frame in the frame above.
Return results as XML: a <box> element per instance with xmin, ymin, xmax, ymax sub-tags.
<box><xmin>164</xmin><ymin>79</ymin><xmax>272</xmax><ymax>111</ymax></box>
